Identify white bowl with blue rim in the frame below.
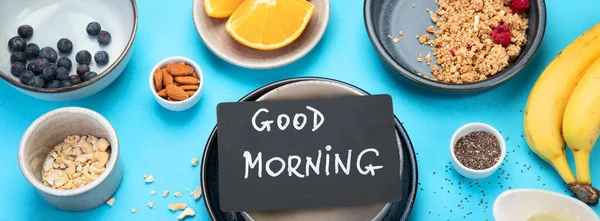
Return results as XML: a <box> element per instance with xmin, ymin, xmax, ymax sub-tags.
<box><xmin>0</xmin><ymin>0</ymin><xmax>138</xmax><ymax>101</ymax></box>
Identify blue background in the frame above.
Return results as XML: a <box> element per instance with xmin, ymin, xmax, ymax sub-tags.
<box><xmin>1</xmin><ymin>0</ymin><xmax>599</xmax><ymax>220</ymax></box>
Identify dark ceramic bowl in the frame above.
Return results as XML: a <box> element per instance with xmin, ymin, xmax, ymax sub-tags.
<box><xmin>200</xmin><ymin>77</ymin><xmax>418</xmax><ymax>221</ymax></box>
<box><xmin>364</xmin><ymin>0</ymin><xmax>546</xmax><ymax>92</ymax></box>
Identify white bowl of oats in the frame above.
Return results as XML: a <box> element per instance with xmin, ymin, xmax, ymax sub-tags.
<box><xmin>18</xmin><ymin>107</ymin><xmax>122</xmax><ymax>211</ymax></box>
<box><xmin>364</xmin><ymin>0</ymin><xmax>546</xmax><ymax>91</ymax></box>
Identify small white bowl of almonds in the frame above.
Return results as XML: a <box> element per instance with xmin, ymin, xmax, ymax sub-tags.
<box><xmin>149</xmin><ymin>56</ymin><xmax>204</xmax><ymax>111</ymax></box>
<box><xmin>18</xmin><ymin>107</ymin><xmax>122</xmax><ymax>211</ymax></box>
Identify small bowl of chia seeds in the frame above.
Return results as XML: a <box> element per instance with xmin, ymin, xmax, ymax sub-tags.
<box><xmin>450</xmin><ymin>122</ymin><xmax>506</xmax><ymax>179</ymax></box>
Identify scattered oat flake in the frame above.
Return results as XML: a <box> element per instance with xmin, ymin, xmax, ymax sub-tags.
<box><xmin>392</xmin><ymin>38</ymin><xmax>400</xmax><ymax>43</ymax></box>
<box><xmin>425</xmin><ymin>52</ymin><xmax>432</xmax><ymax>65</ymax></box>
<box><xmin>416</xmin><ymin>34</ymin><xmax>420</xmax><ymax>39</ymax></box>
<box><xmin>145</xmin><ymin>175</ymin><xmax>154</xmax><ymax>183</ymax></box>
<box><xmin>131</xmin><ymin>208</ymin><xmax>137</xmax><ymax>213</ymax></box>
<box><xmin>150</xmin><ymin>190</ymin><xmax>156</xmax><ymax>196</ymax></box>
<box><xmin>178</xmin><ymin>207</ymin><xmax>196</xmax><ymax>220</ymax></box>
<box><xmin>417</xmin><ymin>73</ymin><xmax>423</xmax><ymax>76</ymax></box>
<box><xmin>148</xmin><ymin>201</ymin><xmax>155</xmax><ymax>208</ymax></box>
<box><xmin>426</xmin><ymin>26</ymin><xmax>435</xmax><ymax>33</ymax></box>
<box><xmin>163</xmin><ymin>190</ymin><xmax>169</xmax><ymax>197</ymax></box>
<box><xmin>426</xmin><ymin>8</ymin><xmax>430</xmax><ymax>12</ymax></box>
<box><xmin>387</xmin><ymin>35</ymin><xmax>393</xmax><ymax>39</ymax></box>
<box><xmin>417</xmin><ymin>53</ymin><xmax>423</xmax><ymax>62</ymax></box>
<box><xmin>399</xmin><ymin>30</ymin><xmax>404</xmax><ymax>36</ymax></box>
<box><xmin>106</xmin><ymin>198</ymin><xmax>115</xmax><ymax>206</ymax></box>
<box><xmin>191</xmin><ymin>157</ymin><xmax>199</xmax><ymax>166</ymax></box>
<box><xmin>174</xmin><ymin>192</ymin><xmax>183</xmax><ymax>198</ymax></box>
<box><xmin>193</xmin><ymin>186</ymin><xmax>203</xmax><ymax>200</ymax></box>
<box><xmin>412</xmin><ymin>4</ymin><xmax>415</xmax><ymax>7</ymax></box>
<box><xmin>144</xmin><ymin>174</ymin><xmax>149</xmax><ymax>179</ymax></box>
<box><xmin>168</xmin><ymin>203</ymin><xmax>187</xmax><ymax>211</ymax></box>
<box><xmin>418</xmin><ymin>34</ymin><xmax>430</xmax><ymax>44</ymax></box>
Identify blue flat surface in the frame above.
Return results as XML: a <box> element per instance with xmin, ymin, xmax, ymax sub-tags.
<box><xmin>1</xmin><ymin>0</ymin><xmax>600</xmax><ymax>220</ymax></box>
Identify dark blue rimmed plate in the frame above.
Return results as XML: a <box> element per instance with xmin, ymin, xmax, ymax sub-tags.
<box><xmin>200</xmin><ymin>77</ymin><xmax>418</xmax><ymax>220</ymax></box>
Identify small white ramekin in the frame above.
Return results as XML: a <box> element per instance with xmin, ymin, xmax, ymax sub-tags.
<box><xmin>450</xmin><ymin>122</ymin><xmax>506</xmax><ymax>179</ymax></box>
<box><xmin>149</xmin><ymin>56</ymin><xmax>204</xmax><ymax>111</ymax></box>
<box><xmin>18</xmin><ymin>107</ymin><xmax>122</xmax><ymax>211</ymax></box>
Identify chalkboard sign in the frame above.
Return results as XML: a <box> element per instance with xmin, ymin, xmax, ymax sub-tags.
<box><xmin>216</xmin><ymin>95</ymin><xmax>402</xmax><ymax>212</ymax></box>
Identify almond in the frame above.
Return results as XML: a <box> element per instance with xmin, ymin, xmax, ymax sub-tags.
<box><xmin>180</xmin><ymin>85</ymin><xmax>199</xmax><ymax>91</ymax></box>
<box><xmin>167</xmin><ymin>63</ymin><xmax>194</xmax><ymax>76</ymax></box>
<box><xmin>157</xmin><ymin>89</ymin><xmax>167</xmax><ymax>98</ymax></box>
<box><xmin>166</xmin><ymin>84</ymin><xmax>188</xmax><ymax>101</ymax></box>
<box><xmin>153</xmin><ymin>69</ymin><xmax>163</xmax><ymax>91</ymax></box>
<box><xmin>174</xmin><ymin>76</ymin><xmax>199</xmax><ymax>85</ymax></box>
<box><xmin>186</xmin><ymin>91</ymin><xmax>195</xmax><ymax>96</ymax></box>
<box><xmin>162</xmin><ymin>68</ymin><xmax>173</xmax><ymax>86</ymax></box>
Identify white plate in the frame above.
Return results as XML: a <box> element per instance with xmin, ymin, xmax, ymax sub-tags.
<box><xmin>0</xmin><ymin>0</ymin><xmax>137</xmax><ymax>100</ymax></box>
<box><xmin>191</xmin><ymin>0</ymin><xmax>330</xmax><ymax>69</ymax></box>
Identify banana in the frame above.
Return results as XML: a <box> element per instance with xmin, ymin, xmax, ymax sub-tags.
<box><xmin>563</xmin><ymin>57</ymin><xmax>600</xmax><ymax>195</ymax></box>
<box><xmin>524</xmin><ymin>22</ymin><xmax>600</xmax><ymax>205</ymax></box>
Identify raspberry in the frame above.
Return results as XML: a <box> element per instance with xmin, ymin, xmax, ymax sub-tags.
<box><xmin>492</xmin><ymin>25</ymin><xmax>511</xmax><ymax>47</ymax></box>
<box><xmin>510</xmin><ymin>0</ymin><xmax>529</xmax><ymax>13</ymax></box>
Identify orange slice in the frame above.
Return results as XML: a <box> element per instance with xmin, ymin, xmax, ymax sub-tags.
<box><xmin>204</xmin><ymin>0</ymin><xmax>245</xmax><ymax>18</ymax></box>
<box><xmin>225</xmin><ymin>0</ymin><xmax>316</xmax><ymax>50</ymax></box>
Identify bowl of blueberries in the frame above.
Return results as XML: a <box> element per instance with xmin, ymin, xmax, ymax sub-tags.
<box><xmin>0</xmin><ymin>0</ymin><xmax>138</xmax><ymax>101</ymax></box>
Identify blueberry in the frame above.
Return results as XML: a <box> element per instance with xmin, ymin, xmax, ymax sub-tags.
<box><xmin>39</xmin><ymin>47</ymin><xmax>58</xmax><ymax>62</ymax></box>
<box><xmin>27</xmin><ymin>76</ymin><xmax>45</xmax><ymax>88</ymax></box>
<box><xmin>7</xmin><ymin>36</ymin><xmax>26</xmax><ymax>52</ymax></box>
<box><xmin>94</xmin><ymin>51</ymin><xmax>109</xmax><ymax>65</ymax></box>
<box><xmin>19</xmin><ymin>70</ymin><xmax>35</xmax><ymax>84</ymax></box>
<box><xmin>57</xmin><ymin>38</ymin><xmax>73</xmax><ymax>54</ymax></box>
<box><xmin>56</xmin><ymin>57</ymin><xmax>72</xmax><ymax>70</ymax></box>
<box><xmin>33</xmin><ymin>58</ymin><xmax>50</xmax><ymax>74</ymax></box>
<box><xmin>10</xmin><ymin>62</ymin><xmax>25</xmax><ymax>77</ymax></box>
<box><xmin>98</xmin><ymin>31</ymin><xmax>111</xmax><ymax>45</ymax></box>
<box><xmin>10</xmin><ymin>51</ymin><xmax>27</xmax><ymax>64</ymax></box>
<box><xmin>83</xmin><ymin>72</ymin><xmax>98</xmax><ymax>81</ymax></box>
<box><xmin>76</xmin><ymin>50</ymin><xmax>92</xmax><ymax>65</ymax></box>
<box><xmin>69</xmin><ymin>75</ymin><xmax>82</xmax><ymax>85</ymax></box>
<box><xmin>55</xmin><ymin>67</ymin><xmax>70</xmax><ymax>81</ymax></box>
<box><xmin>26</xmin><ymin>62</ymin><xmax>35</xmax><ymax>73</ymax></box>
<box><xmin>46</xmin><ymin>80</ymin><xmax>60</xmax><ymax>89</ymax></box>
<box><xmin>41</xmin><ymin>65</ymin><xmax>57</xmax><ymax>81</ymax></box>
<box><xmin>17</xmin><ymin>25</ymin><xmax>34</xmax><ymax>38</ymax></box>
<box><xmin>86</xmin><ymin>22</ymin><xmax>102</xmax><ymax>36</ymax></box>
<box><xmin>24</xmin><ymin>43</ymin><xmax>39</xmax><ymax>60</ymax></box>
<box><xmin>59</xmin><ymin>80</ymin><xmax>72</xmax><ymax>88</ymax></box>
<box><xmin>76</xmin><ymin>64</ymin><xmax>90</xmax><ymax>77</ymax></box>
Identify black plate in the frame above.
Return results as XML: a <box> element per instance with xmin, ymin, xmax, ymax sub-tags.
<box><xmin>364</xmin><ymin>0</ymin><xmax>546</xmax><ymax>92</ymax></box>
<box><xmin>201</xmin><ymin>77</ymin><xmax>418</xmax><ymax>221</ymax></box>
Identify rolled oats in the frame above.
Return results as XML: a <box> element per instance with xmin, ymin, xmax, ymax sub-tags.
<box><xmin>178</xmin><ymin>207</ymin><xmax>196</xmax><ymax>220</ymax></box>
<box><xmin>191</xmin><ymin>158</ymin><xmax>199</xmax><ymax>166</ymax></box>
<box><xmin>168</xmin><ymin>203</ymin><xmax>187</xmax><ymax>211</ymax></box>
<box><xmin>42</xmin><ymin>135</ymin><xmax>110</xmax><ymax>190</ymax></box>
<box><xmin>106</xmin><ymin>198</ymin><xmax>115</xmax><ymax>206</ymax></box>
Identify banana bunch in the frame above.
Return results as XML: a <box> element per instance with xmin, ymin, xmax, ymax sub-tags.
<box><xmin>524</xmin><ymin>22</ymin><xmax>600</xmax><ymax>205</ymax></box>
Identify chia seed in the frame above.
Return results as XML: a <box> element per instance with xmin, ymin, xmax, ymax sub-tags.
<box><xmin>454</xmin><ymin>131</ymin><xmax>501</xmax><ymax>170</ymax></box>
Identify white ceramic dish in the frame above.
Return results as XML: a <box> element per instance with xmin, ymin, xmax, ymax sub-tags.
<box><xmin>450</xmin><ymin>122</ymin><xmax>506</xmax><ymax>179</ymax></box>
<box><xmin>493</xmin><ymin>189</ymin><xmax>600</xmax><ymax>221</ymax></box>
<box><xmin>241</xmin><ymin>80</ymin><xmax>400</xmax><ymax>221</ymax></box>
<box><xmin>191</xmin><ymin>0</ymin><xmax>330</xmax><ymax>69</ymax></box>
<box><xmin>0</xmin><ymin>0</ymin><xmax>138</xmax><ymax>101</ymax></box>
<box><xmin>149</xmin><ymin>56</ymin><xmax>204</xmax><ymax>111</ymax></box>
<box><xmin>18</xmin><ymin>107</ymin><xmax>122</xmax><ymax>211</ymax></box>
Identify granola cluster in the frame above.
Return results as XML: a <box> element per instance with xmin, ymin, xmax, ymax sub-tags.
<box><xmin>427</xmin><ymin>0</ymin><xmax>529</xmax><ymax>84</ymax></box>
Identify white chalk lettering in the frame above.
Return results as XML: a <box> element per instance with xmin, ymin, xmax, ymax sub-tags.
<box><xmin>306</xmin><ymin>106</ymin><xmax>324</xmax><ymax>131</ymax></box>
<box><xmin>243</xmin><ymin>151</ymin><xmax>262</xmax><ymax>179</ymax></box>
<box><xmin>305</xmin><ymin>150</ymin><xmax>321</xmax><ymax>177</ymax></box>
<box><xmin>252</xmin><ymin>108</ymin><xmax>274</xmax><ymax>132</ymax></box>
<box><xmin>277</xmin><ymin>114</ymin><xmax>290</xmax><ymax>130</ymax></box>
<box><xmin>293</xmin><ymin>113</ymin><xmax>307</xmax><ymax>130</ymax></box>
<box><xmin>335</xmin><ymin>150</ymin><xmax>352</xmax><ymax>175</ymax></box>
<box><xmin>266</xmin><ymin>157</ymin><xmax>285</xmax><ymax>177</ymax></box>
<box><xmin>287</xmin><ymin>155</ymin><xmax>304</xmax><ymax>178</ymax></box>
<box><xmin>357</xmin><ymin>148</ymin><xmax>384</xmax><ymax>176</ymax></box>
<box><xmin>325</xmin><ymin>145</ymin><xmax>331</xmax><ymax>176</ymax></box>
